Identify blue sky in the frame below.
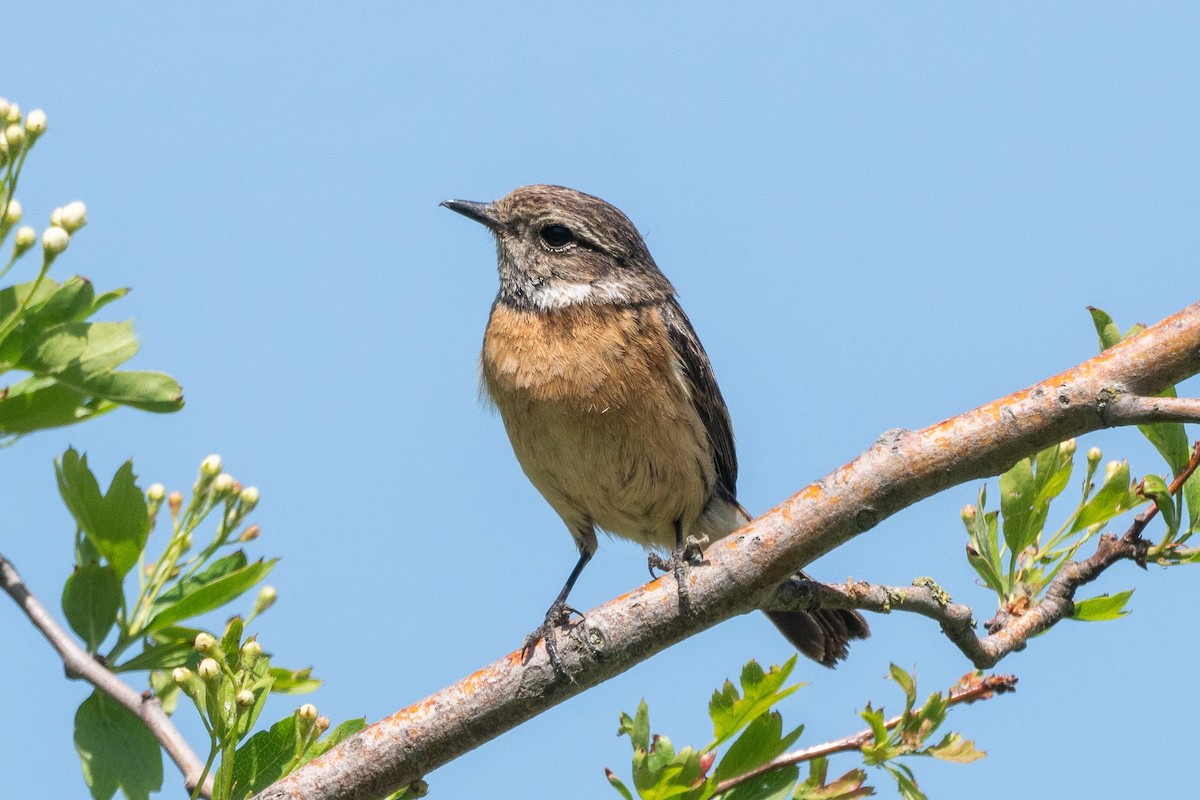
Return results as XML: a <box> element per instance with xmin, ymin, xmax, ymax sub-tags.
<box><xmin>4</xmin><ymin>4</ymin><xmax>1199</xmax><ymax>798</ymax></box>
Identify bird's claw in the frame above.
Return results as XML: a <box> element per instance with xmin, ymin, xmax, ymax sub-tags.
<box><xmin>647</xmin><ymin>535</ymin><xmax>709</xmax><ymax>614</ymax></box>
<box><xmin>521</xmin><ymin>600</ymin><xmax>583</xmax><ymax>676</ymax></box>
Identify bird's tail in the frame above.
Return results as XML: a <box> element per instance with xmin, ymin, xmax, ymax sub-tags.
<box><xmin>731</xmin><ymin>503</ymin><xmax>870</xmax><ymax>667</ymax></box>
<box><xmin>764</xmin><ymin>605</ymin><xmax>870</xmax><ymax>667</ymax></box>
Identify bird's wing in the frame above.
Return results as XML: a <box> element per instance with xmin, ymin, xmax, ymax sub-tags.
<box><xmin>658</xmin><ymin>298</ymin><xmax>738</xmax><ymax>502</ymax></box>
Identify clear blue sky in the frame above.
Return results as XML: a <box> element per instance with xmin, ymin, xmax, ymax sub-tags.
<box><xmin>4</xmin><ymin>4</ymin><xmax>1199</xmax><ymax>798</ymax></box>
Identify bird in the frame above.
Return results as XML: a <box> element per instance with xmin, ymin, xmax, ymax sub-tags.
<box><xmin>442</xmin><ymin>185</ymin><xmax>868</xmax><ymax>669</ymax></box>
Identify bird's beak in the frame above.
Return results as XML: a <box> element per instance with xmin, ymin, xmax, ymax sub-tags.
<box><xmin>440</xmin><ymin>199</ymin><xmax>502</xmax><ymax>231</ymax></box>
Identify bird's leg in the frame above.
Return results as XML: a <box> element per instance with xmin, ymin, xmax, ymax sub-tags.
<box><xmin>647</xmin><ymin>519</ymin><xmax>708</xmax><ymax>615</ymax></box>
<box><xmin>522</xmin><ymin>547</ymin><xmax>592</xmax><ymax>675</ymax></box>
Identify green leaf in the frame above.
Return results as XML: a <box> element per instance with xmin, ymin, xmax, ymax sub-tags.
<box><xmin>925</xmin><ymin>732</ymin><xmax>986</xmax><ymax>763</ymax></box>
<box><xmin>62</xmin><ymin>564</ymin><xmax>122</xmax><ymax>652</ymax></box>
<box><xmin>1138</xmin><ymin>411</ymin><xmax>1189</xmax><ymax>479</ymax></box>
<box><xmin>709</xmin><ymin>657</ymin><xmax>804</xmax><ymax>747</ymax></box>
<box><xmin>152</xmin><ymin>551</ymin><xmax>248</xmax><ymax>612</ymax></box>
<box><xmin>618</xmin><ymin>700</ymin><xmax>651</xmax><ymax>752</ymax></box>
<box><xmin>56</xmin><ymin>450</ymin><xmax>150</xmax><ymax>577</ymax></box>
<box><xmin>1034</xmin><ymin>443</ymin><xmax>1074</xmax><ymax>504</ymax></box>
<box><xmin>56</xmin><ymin>448</ymin><xmax>104</xmax><ymax>541</ymax></box>
<box><xmin>74</xmin><ymin>690</ymin><xmax>163</xmax><ymax>800</ymax></box>
<box><xmin>148</xmin><ymin>668</ymin><xmax>181</xmax><ymax>715</ymax></box>
<box><xmin>145</xmin><ymin>558</ymin><xmax>276</xmax><ymax>632</ymax></box>
<box><xmin>0</xmin><ymin>276</ymin><xmax>63</xmax><ymax>346</ymax></box>
<box><xmin>854</xmin><ymin>705</ymin><xmax>892</xmax><ymax>762</ymax></box>
<box><xmin>713</xmin><ymin>711</ymin><xmax>803</xmax><ymax>783</ymax></box>
<box><xmin>17</xmin><ymin>320</ymin><xmax>184</xmax><ymax>412</ymax></box>
<box><xmin>230</xmin><ymin>715</ymin><xmax>299</xmax><ymax>800</ymax></box>
<box><xmin>1071</xmin><ymin>590</ymin><xmax>1134</xmax><ymax>621</ymax></box>
<box><xmin>222</xmin><ymin>615</ymin><xmax>245</xmax><ymax>664</ymax></box>
<box><xmin>884</xmin><ymin>763</ymin><xmax>926</xmax><ymax>800</ymax></box>
<box><xmin>1140</xmin><ymin>475</ymin><xmax>1177</xmax><ymax>535</ymax></box>
<box><xmin>964</xmin><ymin>487</ymin><xmax>1006</xmax><ymax>595</ymax></box>
<box><xmin>1185</xmin><ymin>466</ymin><xmax>1200</xmax><ymax>536</ymax></box>
<box><xmin>1089</xmin><ymin>307</ymin><xmax>1122</xmax><ymax>351</ymax></box>
<box><xmin>269</xmin><ymin>666</ymin><xmax>323</xmax><ymax>694</ymax></box>
<box><xmin>889</xmin><ymin>664</ymin><xmax>917</xmax><ymax>716</ymax></box>
<box><xmin>793</xmin><ymin>758</ymin><xmax>873</xmax><ymax>800</ymax></box>
<box><xmin>632</xmin><ymin>735</ymin><xmax>711</xmax><ymax>800</ymax></box>
<box><xmin>719</xmin><ymin>764</ymin><xmax>798</xmax><ymax>800</ymax></box>
<box><xmin>0</xmin><ymin>376</ymin><xmax>117</xmax><ymax>434</ymax></box>
<box><xmin>606</xmin><ymin>769</ymin><xmax>635</xmax><ymax>800</ymax></box>
<box><xmin>1070</xmin><ymin>461</ymin><xmax>1140</xmax><ymax>533</ymax></box>
<box><xmin>90</xmin><ymin>286</ymin><xmax>130</xmax><ymax>315</ymax></box>
<box><xmin>113</xmin><ymin>635</ymin><xmax>200</xmax><ymax>673</ymax></box>
<box><xmin>999</xmin><ymin>457</ymin><xmax>1036</xmax><ymax>555</ymax></box>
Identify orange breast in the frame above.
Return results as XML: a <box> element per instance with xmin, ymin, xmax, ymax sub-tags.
<box><xmin>481</xmin><ymin>301</ymin><xmax>716</xmax><ymax>548</ymax></box>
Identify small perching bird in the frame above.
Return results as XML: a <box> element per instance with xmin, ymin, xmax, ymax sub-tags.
<box><xmin>443</xmin><ymin>185</ymin><xmax>868</xmax><ymax>669</ymax></box>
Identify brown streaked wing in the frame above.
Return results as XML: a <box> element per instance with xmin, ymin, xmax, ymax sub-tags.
<box><xmin>658</xmin><ymin>298</ymin><xmax>738</xmax><ymax>503</ymax></box>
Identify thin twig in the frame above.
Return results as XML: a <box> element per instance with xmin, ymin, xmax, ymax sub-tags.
<box><xmin>1102</xmin><ymin>394</ymin><xmax>1200</xmax><ymax>427</ymax></box>
<box><xmin>0</xmin><ymin>553</ymin><xmax>213</xmax><ymax>798</ymax></box>
<box><xmin>711</xmin><ymin>673</ymin><xmax>1018</xmax><ymax>797</ymax></box>
<box><xmin>776</xmin><ymin>441</ymin><xmax>1200</xmax><ymax>669</ymax></box>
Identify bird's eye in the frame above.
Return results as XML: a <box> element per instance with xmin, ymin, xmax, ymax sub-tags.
<box><xmin>539</xmin><ymin>224</ymin><xmax>574</xmax><ymax>249</ymax></box>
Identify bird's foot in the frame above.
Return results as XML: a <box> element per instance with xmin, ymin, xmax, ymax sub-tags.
<box><xmin>647</xmin><ymin>534</ymin><xmax>709</xmax><ymax>615</ymax></box>
<box><xmin>521</xmin><ymin>600</ymin><xmax>583</xmax><ymax>676</ymax></box>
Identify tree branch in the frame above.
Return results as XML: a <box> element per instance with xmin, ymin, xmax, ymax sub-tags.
<box><xmin>255</xmin><ymin>300</ymin><xmax>1200</xmax><ymax>800</ymax></box>
<box><xmin>710</xmin><ymin>672</ymin><xmax>1018</xmax><ymax>797</ymax></box>
<box><xmin>1102</xmin><ymin>393</ymin><xmax>1200</xmax><ymax>426</ymax></box>
<box><xmin>0</xmin><ymin>553</ymin><xmax>214</xmax><ymax>798</ymax></box>
<box><xmin>775</xmin><ymin>441</ymin><xmax>1200</xmax><ymax>668</ymax></box>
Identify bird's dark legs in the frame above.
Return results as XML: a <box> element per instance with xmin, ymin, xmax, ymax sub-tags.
<box><xmin>523</xmin><ymin>547</ymin><xmax>592</xmax><ymax>673</ymax></box>
<box><xmin>647</xmin><ymin>519</ymin><xmax>706</xmax><ymax>615</ymax></box>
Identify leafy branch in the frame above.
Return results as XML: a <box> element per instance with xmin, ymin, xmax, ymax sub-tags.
<box><xmin>0</xmin><ymin>100</ymin><xmax>182</xmax><ymax>441</ymax></box>
<box><xmin>606</xmin><ymin>659</ymin><xmax>1015</xmax><ymax>800</ymax></box>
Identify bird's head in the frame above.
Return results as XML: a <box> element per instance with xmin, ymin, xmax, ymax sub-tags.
<box><xmin>442</xmin><ymin>184</ymin><xmax>675</xmax><ymax>310</ymax></box>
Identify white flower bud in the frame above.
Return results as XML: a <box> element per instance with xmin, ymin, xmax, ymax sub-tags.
<box><xmin>41</xmin><ymin>226</ymin><xmax>70</xmax><ymax>255</ymax></box>
<box><xmin>3</xmin><ymin>198</ymin><xmax>22</xmax><ymax>224</ymax></box>
<box><xmin>58</xmin><ymin>200</ymin><xmax>87</xmax><ymax>233</ymax></box>
<box><xmin>254</xmin><ymin>585</ymin><xmax>278</xmax><ymax>614</ymax></box>
<box><xmin>146</xmin><ymin>483</ymin><xmax>166</xmax><ymax>502</ymax></box>
<box><xmin>13</xmin><ymin>226</ymin><xmax>35</xmax><ymax>253</ymax></box>
<box><xmin>1087</xmin><ymin>447</ymin><xmax>1103</xmax><ymax>468</ymax></box>
<box><xmin>0</xmin><ymin>99</ymin><xmax>9</xmax><ymax>119</ymax></box>
<box><xmin>240</xmin><ymin>639</ymin><xmax>263</xmax><ymax>665</ymax></box>
<box><xmin>200</xmin><ymin>454</ymin><xmax>222</xmax><ymax>476</ymax></box>
<box><xmin>24</xmin><ymin>109</ymin><xmax>46</xmax><ymax>136</ymax></box>
<box><xmin>194</xmin><ymin>632</ymin><xmax>217</xmax><ymax>652</ymax></box>
<box><xmin>213</xmin><ymin>472</ymin><xmax>236</xmax><ymax>495</ymax></box>
<box><xmin>239</xmin><ymin>486</ymin><xmax>260</xmax><ymax>511</ymax></box>
<box><xmin>1105</xmin><ymin>460</ymin><xmax>1122</xmax><ymax>481</ymax></box>
<box><xmin>298</xmin><ymin>703</ymin><xmax>318</xmax><ymax>721</ymax></box>
<box><xmin>4</xmin><ymin>124</ymin><xmax>23</xmax><ymax>148</ymax></box>
<box><xmin>5</xmin><ymin>103</ymin><xmax>19</xmax><ymax>124</ymax></box>
<box><xmin>236</xmin><ymin>689</ymin><xmax>255</xmax><ymax>707</ymax></box>
<box><xmin>197</xmin><ymin>658</ymin><xmax>221</xmax><ymax>681</ymax></box>
<box><xmin>172</xmin><ymin>667</ymin><xmax>192</xmax><ymax>686</ymax></box>
<box><xmin>49</xmin><ymin>206</ymin><xmax>62</xmax><ymax>227</ymax></box>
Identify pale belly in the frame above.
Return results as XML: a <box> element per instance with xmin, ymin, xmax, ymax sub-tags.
<box><xmin>499</xmin><ymin>398</ymin><xmax>713</xmax><ymax>549</ymax></box>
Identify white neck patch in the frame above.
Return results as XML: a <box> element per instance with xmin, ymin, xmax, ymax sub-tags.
<box><xmin>522</xmin><ymin>278</ymin><xmax>634</xmax><ymax>310</ymax></box>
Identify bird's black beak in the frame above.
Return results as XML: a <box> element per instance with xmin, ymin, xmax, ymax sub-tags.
<box><xmin>440</xmin><ymin>198</ymin><xmax>502</xmax><ymax>231</ymax></box>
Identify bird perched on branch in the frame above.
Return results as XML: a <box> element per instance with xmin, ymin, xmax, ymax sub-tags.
<box><xmin>443</xmin><ymin>185</ymin><xmax>868</xmax><ymax>669</ymax></box>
